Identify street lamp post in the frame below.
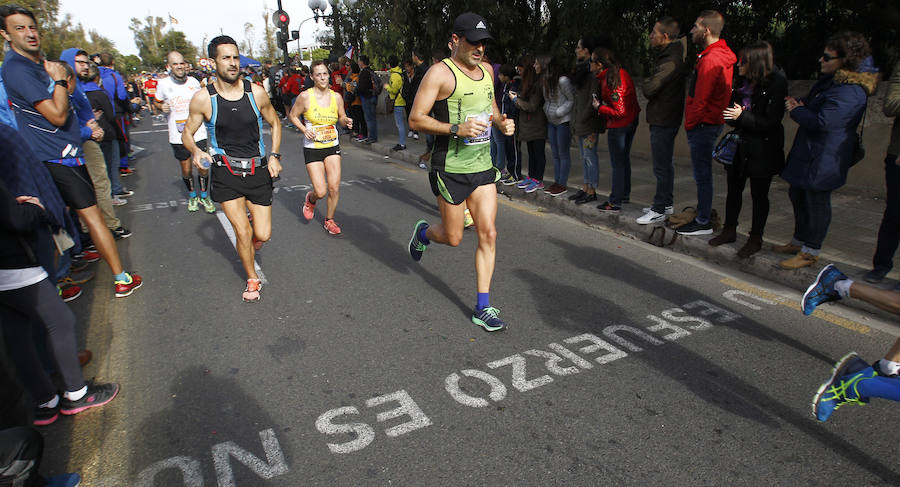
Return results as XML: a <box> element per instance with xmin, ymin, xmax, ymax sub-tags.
<box><xmin>307</xmin><ymin>0</ymin><xmax>357</xmax><ymax>60</ymax></box>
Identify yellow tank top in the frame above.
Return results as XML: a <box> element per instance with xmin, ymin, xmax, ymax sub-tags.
<box><xmin>303</xmin><ymin>90</ymin><xmax>339</xmax><ymax>149</ymax></box>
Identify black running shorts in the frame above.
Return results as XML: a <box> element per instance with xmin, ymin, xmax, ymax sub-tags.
<box><xmin>42</xmin><ymin>162</ymin><xmax>97</xmax><ymax>210</ymax></box>
<box><xmin>171</xmin><ymin>139</ymin><xmax>208</xmax><ymax>162</ymax></box>
<box><xmin>303</xmin><ymin>146</ymin><xmax>341</xmax><ymax>164</ymax></box>
<box><xmin>429</xmin><ymin>167</ymin><xmax>499</xmax><ymax>205</ymax></box>
<box><xmin>210</xmin><ymin>163</ymin><xmax>273</xmax><ymax>206</ymax></box>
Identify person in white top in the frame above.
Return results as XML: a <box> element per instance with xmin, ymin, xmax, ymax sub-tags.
<box><xmin>155</xmin><ymin>51</ymin><xmax>214</xmax><ymax>213</ymax></box>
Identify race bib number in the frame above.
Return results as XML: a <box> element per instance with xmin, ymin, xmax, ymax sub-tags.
<box><xmin>462</xmin><ymin>112</ymin><xmax>491</xmax><ymax>145</ymax></box>
<box><xmin>176</xmin><ymin>119</ymin><xmax>187</xmax><ymax>133</ymax></box>
<box><xmin>311</xmin><ymin>124</ymin><xmax>337</xmax><ymax>143</ymax></box>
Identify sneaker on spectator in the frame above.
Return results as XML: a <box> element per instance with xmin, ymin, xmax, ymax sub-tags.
<box><xmin>70</xmin><ymin>260</ymin><xmax>89</xmax><ymax>273</ymax></box>
<box><xmin>546</xmin><ymin>184</ymin><xmax>567</xmax><ymax>197</ymax></box>
<box><xmin>676</xmin><ymin>220</ymin><xmax>713</xmax><ymax>236</ymax></box>
<box><xmin>113</xmin><ymin>226</ymin><xmax>132</xmax><ymax>239</ymax></box>
<box><xmin>575</xmin><ymin>192</ymin><xmax>598</xmax><ymax>205</ymax></box>
<box><xmin>59</xmin><ymin>285</ymin><xmax>82</xmax><ymax>303</ymax></box>
<box><xmin>500</xmin><ymin>174</ymin><xmax>518</xmax><ymax>186</ymax></box>
<box><xmin>116</xmin><ymin>189</ymin><xmax>134</xmax><ymax>197</ymax></box>
<box><xmin>187</xmin><ymin>196</ymin><xmax>200</xmax><ymax>212</ymax></box>
<box><xmin>58</xmin><ymin>270</ymin><xmax>95</xmax><ymax>287</ymax></box>
<box><xmin>111</xmin><ymin>197</ymin><xmax>127</xmax><ymax>206</ymax></box>
<box><xmin>44</xmin><ymin>472</ymin><xmax>81</xmax><ymax>487</ymax></box>
<box><xmin>515</xmin><ymin>177</ymin><xmax>533</xmax><ymax>189</ymax></box>
<box><xmin>119</xmin><ymin>168</ymin><xmax>134</xmax><ymax>176</ymax></box>
<box><xmin>60</xmin><ymin>382</ymin><xmax>119</xmax><ymax>415</ymax></box>
<box><xmin>73</xmin><ymin>249</ymin><xmax>101</xmax><ymax>263</ymax></box>
<box><xmin>568</xmin><ymin>189</ymin><xmax>586</xmax><ymax>201</ymax></box>
<box><xmin>524</xmin><ymin>180</ymin><xmax>544</xmax><ymax>193</ymax></box>
<box><xmin>412</xmin><ymin>132</ymin><xmax>419</xmax><ymax>140</ymax></box>
<box><xmin>418</xmin><ymin>161</ymin><xmax>427</xmax><ymax>169</ymax></box>
<box><xmin>407</xmin><ymin>130</ymin><xmax>415</xmax><ymax>138</ymax></box>
<box><xmin>114</xmin><ymin>272</ymin><xmax>142</xmax><ymax>298</ymax></box>
<box><xmin>643</xmin><ymin>206</ymin><xmax>674</xmax><ymax>215</ymax></box>
<box><xmin>863</xmin><ymin>266</ymin><xmax>890</xmax><ymax>283</ymax></box>
<box><xmin>391</xmin><ymin>144</ymin><xmax>406</xmax><ymax>151</ymax></box>
<box><xmin>33</xmin><ymin>405</ymin><xmax>59</xmax><ymax>426</ymax></box>
<box><xmin>636</xmin><ymin>209</ymin><xmax>667</xmax><ymax>225</ymax></box>
<box><xmin>596</xmin><ymin>201</ymin><xmax>621</xmax><ymax>212</ymax></box>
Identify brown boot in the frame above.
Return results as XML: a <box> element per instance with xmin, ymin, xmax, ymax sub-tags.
<box><xmin>773</xmin><ymin>242</ymin><xmax>802</xmax><ymax>254</ymax></box>
<box><xmin>737</xmin><ymin>235</ymin><xmax>763</xmax><ymax>258</ymax></box>
<box><xmin>708</xmin><ymin>226</ymin><xmax>737</xmax><ymax>246</ymax></box>
<box><xmin>779</xmin><ymin>252</ymin><xmax>818</xmax><ymax>269</ymax></box>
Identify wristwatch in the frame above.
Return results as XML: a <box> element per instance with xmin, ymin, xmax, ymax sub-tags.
<box><xmin>269</xmin><ymin>152</ymin><xmax>282</xmax><ymax>159</ymax></box>
<box><xmin>449</xmin><ymin>124</ymin><xmax>459</xmax><ymax>138</ymax></box>
<box><xmin>54</xmin><ymin>79</ymin><xmax>69</xmax><ymax>89</ymax></box>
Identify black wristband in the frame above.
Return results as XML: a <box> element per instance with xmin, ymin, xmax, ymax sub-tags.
<box><xmin>269</xmin><ymin>152</ymin><xmax>282</xmax><ymax>159</ymax></box>
<box><xmin>54</xmin><ymin>79</ymin><xmax>69</xmax><ymax>89</ymax></box>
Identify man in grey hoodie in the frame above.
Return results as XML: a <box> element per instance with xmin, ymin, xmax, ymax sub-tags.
<box><xmin>637</xmin><ymin>16</ymin><xmax>686</xmax><ymax>225</ymax></box>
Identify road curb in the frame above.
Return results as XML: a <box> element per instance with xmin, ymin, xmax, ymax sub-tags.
<box><xmin>353</xmin><ymin>136</ymin><xmax>886</xmax><ymax>319</ymax></box>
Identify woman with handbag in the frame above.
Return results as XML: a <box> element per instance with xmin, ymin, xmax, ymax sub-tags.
<box><xmin>777</xmin><ymin>31</ymin><xmax>878</xmax><ymax>269</ymax></box>
<box><xmin>708</xmin><ymin>41</ymin><xmax>787</xmax><ymax>258</ymax></box>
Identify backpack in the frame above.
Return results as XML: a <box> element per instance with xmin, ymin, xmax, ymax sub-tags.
<box><xmin>369</xmin><ymin>68</ymin><xmax>384</xmax><ymax>97</ymax></box>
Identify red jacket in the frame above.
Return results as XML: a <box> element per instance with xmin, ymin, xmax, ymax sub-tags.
<box><xmin>684</xmin><ymin>39</ymin><xmax>736</xmax><ymax>130</ymax></box>
<box><xmin>279</xmin><ymin>74</ymin><xmax>302</xmax><ymax>96</ymax></box>
<box><xmin>330</xmin><ymin>67</ymin><xmax>347</xmax><ymax>94</ymax></box>
<box><xmin>595</xmin><ymin>68</ymin><xmax>640</xmax><ymax>128</ymax></box>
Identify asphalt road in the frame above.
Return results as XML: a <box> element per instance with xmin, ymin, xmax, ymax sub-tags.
<box><xmin>39</xmin><ymin>118</ymin><xmax>900</xmax><ymax>486</ymax></box>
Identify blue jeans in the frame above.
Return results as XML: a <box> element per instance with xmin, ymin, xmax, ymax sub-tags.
<box><xmin>649</xmin><ymin>125</ymin><xmax>679</xmax><ymax>213</ymax></box>
<box><xmin>100</xmin><ymin>140</ymin><xmax>123</xmax><ymax>196</ymax></box>
<box><xmin>607</xmin><ymin>118</ymin><xmax>638</xmax><ymax>205</ymax></box>
<box><xmin>578</xmin><ymin>134</ymin><xmax>600</xmax><ymax>189</ymax></box>
<box><xmin>491</xmin><ymin>133</ymin><xmax>506</xmax><ymax>171</ymax></box>
<box><xmin>686</xmin><ymin>124</ymin><xmax>722</xmax><ymax>224</ymax></box>
<box><xmin>547</xmin><ymin>122</ymin><xmax>572</xmax><ymax>186</ymax></box>
<box><xmin>361</xmin><ymin>95</ymin><xmax>378</xmax><ymax>142</ymax></box>
<box><xmin>393</xmin><ymin>106</ymin><xmax>407</xmax><ymax>146</ymax></box>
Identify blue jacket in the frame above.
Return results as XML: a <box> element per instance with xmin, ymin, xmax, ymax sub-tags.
<box><xmin>781</xmin><ymin>58</ymin><xmax>879</xmax><ymax>191</ymax></box>
<box><xmin>0</xmin><ymin>71</ymin><xmax>17</xmax><ymax>129</ymax></box>
<box><xmin>59</xmin><ymin>48</ymin><xmax>96</xmax><ymax>141</ymax></box>
<box><xmin>98</xmin><ymin>65</ymin><xmax>127</xmax><ymax>115</ymax></box>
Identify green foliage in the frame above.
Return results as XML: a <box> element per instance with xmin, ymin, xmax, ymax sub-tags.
<box><xmin>128</xmin><ymin>16</ymin><xmax>198</xmax><ymax>70</ymax></box>
<box><xmin>0</xmin><ymin>0</ymin><xmax>120</xmax><ymax>62</ymax></box>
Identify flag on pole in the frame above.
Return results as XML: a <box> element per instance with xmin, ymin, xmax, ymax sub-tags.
<box><xmin>168</xmin><ymin>13</ymin><xmax>179</xmax><ymax>24</ymax></box>
<box><xmin>344</xmin><ymin>46</ymin><xmax>354</xmax><ymax>59</ymax></box>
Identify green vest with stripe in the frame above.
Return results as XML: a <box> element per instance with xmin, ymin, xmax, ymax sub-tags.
<box><xmin>430</xmin><ymin>59</ymin><xmax>495</xmax><ymax>174</ymax></box>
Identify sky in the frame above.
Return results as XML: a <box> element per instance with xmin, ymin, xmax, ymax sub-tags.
<box><xmin>58</xmin><ymin>0</ymin><xmax>332</xmax><ymax>58</ymax></box>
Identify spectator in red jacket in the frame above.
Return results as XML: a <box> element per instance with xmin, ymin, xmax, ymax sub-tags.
<box><xmin>678</xmin><ymin>9</ymin><xmax>736</xmax><ymax>236</ymax></box>
<box><xmin>592</xmin><ymin>47</ymin><xmax>640</xmax><ymax>212</ymax></box>
<box><xmin>279</xmin><ymin>68</ymin><xmax>303</xmax><ymax>126</ymax></box>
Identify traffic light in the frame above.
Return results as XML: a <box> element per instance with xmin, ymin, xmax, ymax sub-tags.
<box><xmin>273</xmin><ymin>10</ymin><xmax>290</xmax><ymax>31</ymax></box>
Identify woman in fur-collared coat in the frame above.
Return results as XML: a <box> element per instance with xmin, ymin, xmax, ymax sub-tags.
<box><xmin>777</xmin><ymin>31</ymin><xmax>879</xmax><ymax>269</ymax></box>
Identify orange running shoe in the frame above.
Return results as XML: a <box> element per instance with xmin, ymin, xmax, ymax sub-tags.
<box><xmin>242</xmin><ymin>278</ymin><xmax>262</xmax><ymax>302</ymax></box>
<box><xmin>323</xmin><ymin>218</ymin><xmax>341</xmax><ymax>235</ymax></box>
<box><xmin>302</xmin><ymin>191</ymin><xmax>316</xmax><ymax>221</ymax></box>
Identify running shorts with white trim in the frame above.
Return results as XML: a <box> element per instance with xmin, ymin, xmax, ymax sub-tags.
<box><xmin>303</xmin><ymin>146</ymin><xmax>341</xmax><ymax>164</ymax></box>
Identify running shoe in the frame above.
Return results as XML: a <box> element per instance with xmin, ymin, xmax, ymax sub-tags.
<box><xmin>324</xmin><ymin>218</ymin><xmax>342</xmax><ymax>235</ymax></box>
<box><xmin>471</xmin><ymin>307</ymin><xmax>508</xmax><ymax>332</ymax></box>
<box><xmin>201</xmin><ymin>196</ymin><xmax>216</xmax><ymax>213</ymax></box>
<box><xmin>812</xmin><ymin>352</ymin><xmax>874</xmax><ymax>422</ymax></box>
<box><xmin>33</xmin><ymin>405</ymin><xmax>59</xmax><ymax>426</ymax></box>
<box><xmin>116</xmin><ymin>189</ymin><xmax>134</xmax><ymax>197</ymax></box>
<box><xmin>58</xmin><ymin>271</ymin><xmax>95</xmax><ymax>288</ymax></box>
<box><xmin>187</xmin><ymin>196</ymin><xmax>200</xmax><ymax>212</ymax></box>
<box><xmin>73</xmin><ymin>249</ymin><xmax>101</xmax><ymax>263</ymax></box>
<box><xmin>524</xmin><ymin>180</ymin><xmax>544</xmax><ymax>193</ymax></box>
<box><xmin>643</xmin><ymin>206</ymin><xmax>674</xmax><ymax>215</ymax></box>
<box><xmin>59</xmin><ymin>285</ymin><xmax>82</xmax><ymax>303</ymax></box>
<box><xmin>243</xmin><ymin>278</ymin><xmax>262</xmax><ymax>302</ymax></box>
<box><xmin>500</xmin><ymin>174</ymin><xmax>519</xmax><ymax>186</ymax></box>
<box><xmin>111</xmin><ymin>197</ymin><xmax>127</xmax><ymax>206</ymax></box>
<box><xmin>418</xmin><ymin>162</ymin><xmax>427</xmax><ymax>169</ymax></box>
<box><xmin>114</xmin><ymin>272</ymin><xmax>143</xmax><ymax>298</ymax></box>
<box><xmin>59</xmin><ymin>382</ymin><xmax>119</xmax><ymax>415</ymax></box>
<box><xmin>801</xmin><ymin>264</ymin><xmax>847</xmax><ymax>316</ymax></box>
<box><xmin>302</xmin><ymin>191</ymin><xmax>316</xmax><ymax>221</ymax></box>
<box><xmin>464</xmin><ymin>208</ymin><xmax>475</xmax><ymax>228</ymax></box>
<box><xmin>119</xmin><ymin>168</ymin><xmax>134</xmax><ymax>176</ymax></box>
<box><xmin>113</xmin><ymin>226</ymin><xmax>132</xmax><ymax>239</ymax></box>
<box><xmin>44</xmin><ymin>473</ymin><xmax>81</xmax><ymax>487</ymax></box>
<box><xmin>516</xmin><ymin>177</ymin><xmax>533</xmax><ymax>189</ymax></box>
<box><xmin>409</xmin><ymin>219</ymin><xmax>428</xmax><ymax>262</ymax></box>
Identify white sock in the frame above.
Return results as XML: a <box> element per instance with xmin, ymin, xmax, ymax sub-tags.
<box><xmin>834</xmin><ymin>279</ymin><xmax>853</xmax><ymax>298</ymax></box>
<box><xmin>64</xmin><ymin>385</ymin><xmax>88</xmax><ymax>401</ymax></box>
<box><xmin>878</xmin><ymin>359</ymin><xmax>900</xmax><ymax>376</ymax></box>
<box><xmin>39</xmin><ymin>395</ymin><xmax>59</xmax><ymax>409</ymax></box>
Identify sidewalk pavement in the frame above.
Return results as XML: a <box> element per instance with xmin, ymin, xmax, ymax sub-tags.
<box><xmin>353</xmin><ymin>111</ymin><xmax>894</xmax><ymax>312</ymax></box>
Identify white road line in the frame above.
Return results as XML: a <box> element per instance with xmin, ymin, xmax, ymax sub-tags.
<box><xmin>130</xmin><ymin>129</ymin><xmax>168</xmax><ymax>134</ymax></box>
<box><xmin>215</xmin><ymin>211</ymin><xmax>268</xmax><ymax>284</ymax></box>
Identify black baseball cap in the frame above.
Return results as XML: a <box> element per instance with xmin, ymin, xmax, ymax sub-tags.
<box><xmin>452</xmin><ymin>12</ymin><xmax>493</xmax><ymax>44</ymax></box>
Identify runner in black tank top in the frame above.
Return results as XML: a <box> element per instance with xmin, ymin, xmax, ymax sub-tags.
<box><xmin>181</xmin><ymin>36</ymin><xmax>283</xmax><ymax>303</ymax></box>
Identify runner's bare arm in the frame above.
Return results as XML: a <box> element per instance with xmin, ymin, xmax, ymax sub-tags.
<box><xmin>252</xmin><ymin>84</ymin><xmax>282</xmax><ymax>178</ymax></box>
<box><xmin>289</xmin><ymin>92</ymin><xmax>313</xmax><ymax>139</ymax></box>
<box><xmin>336</xmin><ymin>94</ymin><xmax>353</xmax><ymax>130</ymax></box>
<box><xmin>409</xmin><ymin>63</ymin><xmax>488</xmax><ymax>138</ymax></box>
<box><xmin>182</xmin><ymin>89</ymin><xmax>213</xmax><ymax>169</ymax></box>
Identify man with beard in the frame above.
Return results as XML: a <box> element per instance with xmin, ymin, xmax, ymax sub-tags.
<box><xmin>181</xmin><ymin>36</ymin><xmax>282</xmax><ymax>302</ymax></box>
<box><xmin>155</xmin><ymin>51</ymin><xmax>214</xmax><ymax>213</ymax></box>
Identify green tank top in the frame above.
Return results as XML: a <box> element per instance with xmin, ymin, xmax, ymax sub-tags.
<box><xmin>430</xmin><ymin>59</ymin><xmax>495</xmax><ymax>174</ymax></box>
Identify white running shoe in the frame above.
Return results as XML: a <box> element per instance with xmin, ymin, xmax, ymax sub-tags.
<box><xmin>636</xmin><ymin>210</ymin><xmax>667</xmax><ymax>225</ymax></box>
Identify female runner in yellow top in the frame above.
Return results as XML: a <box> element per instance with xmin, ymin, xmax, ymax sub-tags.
<box><xmin>289</xmin><ymin>60</ymin><xmax>353</xmax><ymax>235</ymax></box>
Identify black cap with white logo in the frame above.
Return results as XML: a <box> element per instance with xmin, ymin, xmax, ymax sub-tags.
<box><xmin>452</xmin><ymin>12</ymin><xmax>493</xmax><ymax>43</ymax></box>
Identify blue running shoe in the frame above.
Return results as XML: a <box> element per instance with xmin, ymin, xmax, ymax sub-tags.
<box><xmin>812</xmin><ymin>352</ymin><xmax>874</xmax><ymax>422</ymax></box>
<box><xmin>516</xmin><ymin>177</ymin><xmax>532</xmax><ymax>189</ymax></box>
<box><xmin>801</xmin><ymin>264</ymin><xmax>847</xmax><ymax>316</ymax></box>
<box><xmin>409</xmin><ymin>219</ymin><xmax>428</xmax><ymax>262</ymax></box>
<box><xmin>45</xmin><ymin>472</ymin><xmax>81</xmax><ymax>487</ymax></box>
<box><xmin>472</xmin><ymin>307</ymin><xmax>507</xmax><ymax>332</ymax></box>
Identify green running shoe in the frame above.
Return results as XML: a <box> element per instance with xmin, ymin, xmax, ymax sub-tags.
<box><xmin>409</xmin><ymin>219</ymin><xmax>428</xmax><ymax>262</ymax></box>
<box><xmin>201</xmin><ymin>196</ymin><xmax>216</xmax><ymax>213</ymax></box>
<box><xmin>812</xmin><ymin>352</ymin><xmax>874</xmax><ymax>422</ymax></box>
<box><xmin>472</xmin><ymin>306</ymin><xmax>507</xmax><ymax>332</ymax></box>
<box><xmin>187</xmin><ymin>196</ymin><xmax>200</xmax><ymax>212</ymax></box>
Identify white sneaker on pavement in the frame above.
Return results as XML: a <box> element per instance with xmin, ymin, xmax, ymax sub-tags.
<box><xmin>642</xmin><ymin>206</ymin><xmax>674</xmax><ymax>215</ymax></box>
<box><xmin>636</xmin><ymin>209</ymin><xmax>667</xmax><ymax>225</ymax></box>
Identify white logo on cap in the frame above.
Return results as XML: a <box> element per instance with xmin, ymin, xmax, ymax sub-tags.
<box><xmin>476</xmin><ymin>21</ymin><xmax>486</xmax><ymax>29</ymax></box>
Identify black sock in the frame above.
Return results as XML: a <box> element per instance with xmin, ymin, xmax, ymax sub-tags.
<box><xmin>182</xmin><ymin>176</ymin><xmax>194</xmax><ymax>193</ymax></box>
<box><xmin>198</xmin><ymin>174</ymin><xmax>209</xmax><ymax>193</ymax></box>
